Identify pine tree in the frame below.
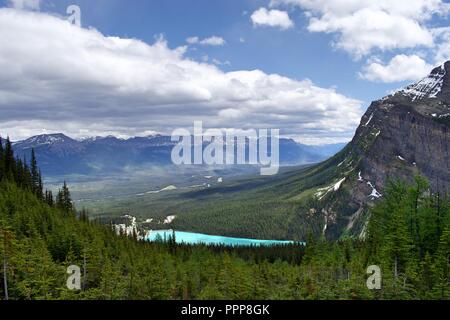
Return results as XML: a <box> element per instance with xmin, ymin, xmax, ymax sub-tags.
<box><xmin>432</xmin><ymin>227</ymin><xmax>450</xmax><ymax>299</ymax></box>
<box><xmin>45</xmin><ymin>190</ymin><xmax>54</xmax><ymax>207</ymax></box>
<box><xmin>37</xmin><ymin>169</ymin><xmax>44</xmax><ymax>200</ymax></box>
<box><xmin>407</xmin><ymin>176</ymin><xmax>429</xmax><ymax>258</ymax></box>
<box><xmin>56</xmin><ymin>188</ymin><xmax>63</xmax><ymax>209</ymax></box>
<box><xmin>63</xmin><ymin>181</ymin><xmax>73</xmax><ymax>213</ymax></box>
<box><xmin>15</xmin><ymin>158</ymin><xmax>25</xmax><ymax>188</ymax></box>
<box><xmin>56</xmin><ymin>182</ymin><xmax>73</xmax><ymax>214</ymax></box>
<box><xmin>30</xmin><ymin>149</ymin><xmax>41</xmax><ymax>198</ymax></box>
<box><xmin>0</xmin><ymin>136</ymin><xmax>4</xmax><ymax>181</ymax></box>
<box><xmin>3</xmin><ymin>137</ymin><xmax>14</xmax><ymax>180</ymax></box>
<box><xmin>0</xmin><ymin>222</ymin><xmax>14</xmax><ymax>300</ymax></box>
<box><xmin>22</xmin><ymin>159</ymin><xmax>32</xmax><ymax>191</ymax></box>
<box><xmin>79</xmin><ymin>208</ymin><xmax>89</xmax><ymax>222</ymax></box>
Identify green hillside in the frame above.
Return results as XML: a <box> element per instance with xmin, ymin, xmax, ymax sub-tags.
<box><xmin>0</xmin><ymin>137</ymin><xmax>449</xmax><ymax>300</ymax></box>
<box><xmin>153</xmin><ymin>147</ymin><xmax>357</xmax><ymax>241</ymax></box>
<box><xmin>80</xmin><ymin>151</ymin><xmax>354</xmax><ymax>241</ymax></box>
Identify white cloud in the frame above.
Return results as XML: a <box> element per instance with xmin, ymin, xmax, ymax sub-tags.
<box><xmin>0</xmin><ymin>8</ymin><xmax>363</xmax><ymax>144</ymax></box>
<box><xmin>186</xmin><ymin>36</ymin><xmax>226</xmax><ymax>46</ymax></box>
<box><xmin>251</xmin><ymin>8</ymin><xmax>294</xmax><ymax>30</ymax></box>
<box><xmin>360</xmin><ymin>55</ymin><xmax>433</xmax><ymax>83</ymax></box>
<box><xmin>8</xmin><ymin>0</ymin><xmax>40</xmax><ymax>10</ymax></box>
<box><xmin>271</xmin><ymin>0</ymin><xmax>448</xmax><ymax>57</ymax></box>
<box><xmin>433</xmin><ymin>27</ymin><xmax>450</xmax><ymax>64</ymax></box>
<box><xmin>218</xmin><ymin>108</ymin><xmax>244</xmax><ymax>119</ymax></box>
<box><xmin>436</xmin><ymin>42</ymin><xmax>450</xmax><ymax>64</ymax></box>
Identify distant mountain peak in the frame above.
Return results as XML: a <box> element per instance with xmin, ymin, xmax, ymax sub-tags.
<box><xmin>22</xmin><ymin>133</ymin><xmax>73</xmax><ymax>145</ymax></box>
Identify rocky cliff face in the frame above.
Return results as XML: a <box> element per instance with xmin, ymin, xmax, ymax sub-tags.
<box><xmin>355</xmin><ymin>62</ymin><xmax>450</xmax><ymax>193</ymax></box>
<box><xmin>319</xmin><ymin>62</ymin><xmax>450</xmax><ymax>239</ymax></box>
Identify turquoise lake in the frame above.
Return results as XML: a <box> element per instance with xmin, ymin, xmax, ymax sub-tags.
<box><xmin>146</xmin><ymin>230</ymin><xmax>303</xmax><ymax>247</ymax></box>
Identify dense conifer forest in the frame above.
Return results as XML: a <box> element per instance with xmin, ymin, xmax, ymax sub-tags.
<box><xmin>0</xmin><ymin>136</ymin><xmax>448</xmax><ymax>300</ymax></box>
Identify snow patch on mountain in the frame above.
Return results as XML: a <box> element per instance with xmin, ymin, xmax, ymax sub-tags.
<box><xmin>146</xmin><ymin>185</ymin><xmax>178</xmax><ymax>194</ymax></box>
<box><xmin>367</xmin><ymin>182</ymin><xmax>382</xmax><ymax>199</ymax></box>
<box><xmin>358</xmin><ymin>171</ymin><xmax>363</xmax><ymax>182</ymax></box>
<box><xmin>364</xmin><ymin>113</ymin><xmax>374</xmax><ymax>126</ymax></box>
<box><xmin>21</xmin><ymin>134</ymin><xmax>69</xmax><ymax>146</ymax></box>
<box><xmin>315</xmin><ymin>177</ymin><xmax>346</xmax><ymax>200</ymax></box>
<box><xmin>164</xmin><ymin>215</ymin><xmax>176</xmax><ymax>224</ymax></box>
<box><xmin>400</xmin><ymin>64</ymin><xmax>446</xmax><ymax>101</ymax></box>
<box><xmin>333</xmin><ymin>177</ymin><xmax>346</xmax><ymax>191</ymax></box>
<box><xmin>322</xmin><ymin>216</ymin><xmax>328</xmax><ymax>235</ymax></box>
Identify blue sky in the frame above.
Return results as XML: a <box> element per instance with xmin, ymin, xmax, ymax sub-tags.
<box><xmin>33</xmin><ymin>0</ymin><xmax>449</xmax><ymax>102</ymax></box>
<box><xmin>0</xmin><ymin>0</ymin><xmax>449</xmax><ymax>143</ymax></box>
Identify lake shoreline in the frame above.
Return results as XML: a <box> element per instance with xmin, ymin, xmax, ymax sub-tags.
<box><xmin>146</xmin><ymin>229</ymin><xmax>305</xmax><ymax>247</ymax></box>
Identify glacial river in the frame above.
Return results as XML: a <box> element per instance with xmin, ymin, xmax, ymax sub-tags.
<box><xmin>146</xmin><ymin>230</ymin><xmax>303</xmax><ymax>246</ymax></box>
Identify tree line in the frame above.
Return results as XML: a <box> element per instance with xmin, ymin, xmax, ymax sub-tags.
<box><xmin>0</xmin><ymin>136</ymin><xmax>73</xmax><ymax>213</ymax></box>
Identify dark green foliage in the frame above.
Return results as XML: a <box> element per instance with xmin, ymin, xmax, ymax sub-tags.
<box><xmin>0</xmin><ymin>137</ymin><xmax>57</xmax><ymax>209</ymax></box>
<box><xmin>91</xmin><ymin>151</ymin><xmax>363</xmax><ymax>241</ymax></box>
<box><xmin>3</xmin><ymin>137</ymin><xmax>15</xmax><ymax>181</ymax></box>
<box><xmin>0</xmin><ymin>143</ymin><xmax>448</xmax><ymax>300</ymax></box>
<box><xmin>56</xmin><ymin>182</ymin><xmax>73</xmax><ymax>214</ymax></box>
<box><xmin>30</xmin><ymin>149</ymin><xmax>43</xmax><ymax>199</ymax></box>
<box><xmin>45</xmin><ymin>190</ymin><xmax>54</xmax><ymax>207</ymax></box>
<box><xmin>366</xmin><ymin>177</ymin><xmax>450</xmax><ymax>299</ymax></box>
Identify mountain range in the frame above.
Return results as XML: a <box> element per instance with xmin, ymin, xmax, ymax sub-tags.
<box><xmin>11</xmin><ymin>134</ymin><xmax>345</xmax><ymax>177</ymax></box>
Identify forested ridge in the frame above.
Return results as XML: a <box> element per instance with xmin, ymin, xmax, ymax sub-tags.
<box><xmin>0</xmin><ymin>136</ymin><xmax>449</xmax><ymax>300</ymax></box>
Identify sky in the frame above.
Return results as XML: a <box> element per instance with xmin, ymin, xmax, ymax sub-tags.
<box><xmin>0</xmin><ymin>0</ymin><xmax>449</xmax><ymax>144</ymax></box>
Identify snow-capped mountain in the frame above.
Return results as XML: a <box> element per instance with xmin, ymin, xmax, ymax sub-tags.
<box><xmin>13</xmin><ymin>133</ymin><xmax>69</xmax><ymax>146</ymax></box>
<box><xmin>400</xmin><ymin>64</ymin><xmax>446</xmax><ymax>101</ymax></box>
<box><xmin>13</xmin><ymin>133</ymin><xmax>85</xmax><ymax>156</ymax></box>
<box><xmin>12</xmin><ymin>134</ymin><xmax>178</xmax><ymax>176</ymax></box>
<box><xmin>11</xmin><ymin>133</ymin><xmax>344</xmax><ymax>177</ymax></box>
<box><xmin>356</xmin><ymin>62</ymin><xmax>450</xmax><ymax>191</ymax></box>
<box><xmin>303</xmin><ymin>61</ymin><xmax>450</xmax><ymax>238</ymax></box>
<box><xmin>13</xmin><ymin>133</ymin><xmax>76</xmax><ymax>147</ymax></box>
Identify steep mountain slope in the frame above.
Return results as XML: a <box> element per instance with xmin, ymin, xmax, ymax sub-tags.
<box><xmin>322</xmin><ymin>61</ymin><xmax>450</xmax><ymax>238</ymax></box>
<box><xmin>166</xmin><ymin>62</ymin><xmax>449</xmax><ymax>241</ymax></box>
